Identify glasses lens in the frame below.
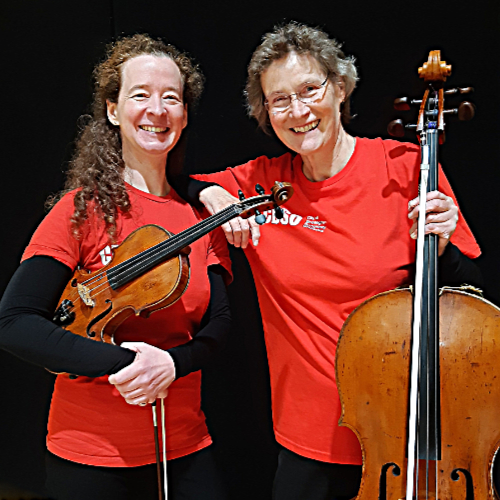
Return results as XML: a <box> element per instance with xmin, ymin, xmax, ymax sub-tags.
<box><xmin>298</xmin><ymin>82</ymin><xmax>324</xmax><ymax>103</ymax></box>
<box><xmin>268</xmin><ymin>94</ymin><xmax>291</xmax><ymax>112</ymax></box>
<box><xmin>266</xmin><ymin>78</ymin><xmax>327</xmax><ymax>113</ymax></box>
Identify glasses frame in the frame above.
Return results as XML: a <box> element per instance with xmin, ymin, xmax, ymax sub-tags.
<box><xmin>264</xmin><ymin>75</ymin><xmax>330</xmax><ymax>115</ymax></box>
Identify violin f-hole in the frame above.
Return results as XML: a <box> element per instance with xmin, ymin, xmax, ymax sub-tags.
<box><xmin>86</xmin><ymin>300</ymin><xmax>113</xmax><ymax>339</ymax></box>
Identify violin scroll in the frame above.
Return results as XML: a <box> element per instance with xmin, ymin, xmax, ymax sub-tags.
<box><xmin>236</xmin><ymin>181</ymin><xmax>294</xmax><ymax>220</ymax></box>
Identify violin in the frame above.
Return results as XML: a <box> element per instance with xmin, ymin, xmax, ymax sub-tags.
<box><xmin>336</xmin><ymin>52</ymin><xmax>500</xmax><ymax>499</ymax></box>
<box><xmin>53</xmin><ymin>181</ymin><xmax>293</xmax><ymax>344</ymax></box>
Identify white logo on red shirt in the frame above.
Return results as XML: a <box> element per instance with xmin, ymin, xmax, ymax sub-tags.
<box><xmin>262</xmin><ymin>207</ymin><xmax>303</xmax><ymax>226</ymax></box>
<box><xmin>303</xmin><ymin>216</ymin><xmax>327</xmax><ymax>233</ymax></box>
<box><xmin>259</xmin><ymin>208</ymin><xmax>326</xmax><ymax>233</ymax></box>
<box><xmin>99</xmin><ymin>245</ymin><xmax>118</xmax><ymax>265</ymax></box>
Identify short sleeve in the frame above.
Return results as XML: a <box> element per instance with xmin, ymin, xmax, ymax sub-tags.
<box><xmin>21</xmin><ymin>193</ymin><xmax>81</xmax><ymax>270</ymax></box>
<box><xmin>381</xmin><ymin>139</ymin><xmax>480</xmax><ymax>259</ymax></box>
<box><xmin>194</xmin><ymin>156</ymin><xmax>283</xmax><ymax>198</ymax></box>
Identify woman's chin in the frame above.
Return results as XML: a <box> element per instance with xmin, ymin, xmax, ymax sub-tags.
<box><xmin>290</xmin><ymin>138</ymin><xmax>323</xmax><ymax>157</ymax></box>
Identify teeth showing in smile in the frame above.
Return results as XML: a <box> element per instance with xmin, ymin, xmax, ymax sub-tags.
<box><xmin>140</xmin><ymin>125</ymin><xmax>167</xmax><ymax>133</ymax></box>
<box><xmin>292</xmin><ymin>120</ymin><xmax>319</xmax><ymax>133</ymax></box>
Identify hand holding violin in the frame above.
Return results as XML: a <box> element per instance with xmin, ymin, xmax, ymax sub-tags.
<box><xmin>408</xmin><ymin>190</ymin><xmax>458</xmax><ymax>256</ymax></box>
<box><xmin>109</xmin><ymin>342</ymin><xmax>175</xmax><ymax>405</ymax></box>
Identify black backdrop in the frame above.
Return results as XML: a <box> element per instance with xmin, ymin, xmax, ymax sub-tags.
<box><xmin>1</xmin><ymin>0</ymin><xmax>499</xmax><ymax>498</ymax></box>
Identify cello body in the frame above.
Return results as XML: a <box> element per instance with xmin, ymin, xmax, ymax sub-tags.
<box><xmin>336</xmin><ymin>287</ymin><xmax>500</xmax><ymax>499</ymax></box>
<box><xmin>335</xmin><ymin>50</ymin><xmax>493</xmax><ymax>499</ymax></box>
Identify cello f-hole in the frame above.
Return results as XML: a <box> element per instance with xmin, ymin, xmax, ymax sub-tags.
<box><xmin>451</xmin><ymin>468</ymin><xmax>475</xmax><ymax>499</ymax></box>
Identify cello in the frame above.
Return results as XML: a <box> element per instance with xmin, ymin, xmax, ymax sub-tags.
<box><xmin>336</xmin><ymin>51</ymin><xmax>500</xmax><ymax>499</ymax></box>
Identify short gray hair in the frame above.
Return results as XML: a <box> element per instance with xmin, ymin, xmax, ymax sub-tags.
<box><xmin>245</xmin><ymin>22</ymin><xmax>358</xmax><ymax>131</ymax></box>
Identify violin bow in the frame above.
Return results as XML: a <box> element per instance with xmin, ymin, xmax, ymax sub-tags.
<box><xmin>152</xmin><ymin>400</ymin><xmax>168</xmax><ymax>500</ymax></box>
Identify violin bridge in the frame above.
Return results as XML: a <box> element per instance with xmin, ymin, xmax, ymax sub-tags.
<box><xmin>77</xmin><ymin>283</ymin><xmax>95</xmax><ymax>307</ymax></box>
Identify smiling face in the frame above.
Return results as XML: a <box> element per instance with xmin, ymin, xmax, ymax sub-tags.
<box><xmin>106</xmin><ymin>54</ymin><xmax>187</xmax><ymax>162</ymax></box>
<box><xmin>261</xmin><ymin>52</ymin><xmax>345</xmax><ymax>160</ymax></box>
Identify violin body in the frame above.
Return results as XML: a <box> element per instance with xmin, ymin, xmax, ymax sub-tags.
<box><xmin>336</xmin><ymin>287</ymin><xmax>500</xmax><ymax>499</ymax></box>
<box><xmin>53</xmin><ymin>181</ymin><xmax>294</xmax><ymax>345</ymax></box>
<box><xmin>56</xmin><ymin>224</ymin><xmax>189</xmax><ymax>344</ymax></box>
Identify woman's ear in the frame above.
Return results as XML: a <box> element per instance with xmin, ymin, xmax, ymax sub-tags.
<box><xmin>106</xmin><ymin>100</ymin><xmax>119</xmax><ymax>126</ymax></box>
<box><xmin>182</xmin><ymin>103</ymin><xmax>188</xmax><ymax>129</ymax></box>
<box><xmin>336</xmin><ymin>78</ymin><xmax>346</xmax><ymax>104</ymax></box>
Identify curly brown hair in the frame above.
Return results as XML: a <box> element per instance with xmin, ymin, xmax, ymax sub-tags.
<box><xmin>246</xmin><ymin>22</ymin><xmax>358</xmax><ymax>132</ymax></box>
<box><xmin>49</xmin><ymin>34</ymin><xmax>204</xmax><ymax>240</ymax></box>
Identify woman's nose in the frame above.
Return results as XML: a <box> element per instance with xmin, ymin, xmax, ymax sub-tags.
<box><xmin>148</xmin><ymin>96</ymin><xmax>166</xmax><ymax>115</ymax></box>
<box><xmin>289</xmin><ymin>96</ymin><xmax>309</xmax><ymax>117</ymax></box>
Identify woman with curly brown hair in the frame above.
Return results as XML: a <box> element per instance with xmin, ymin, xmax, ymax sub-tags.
<box><xmin>0</xmin><ymin>34</ymin><xmax>231</xmax><ymax>500</ymax></box>
<box><xmin>172</xmin><ymin>22</ymin><xmax>483</xmax><ymax>500</ymax></box>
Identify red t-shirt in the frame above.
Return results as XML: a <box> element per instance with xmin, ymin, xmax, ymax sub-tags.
<box><xmin>22</xmin><ymin>184</ymin><xmax>231</xmax><ymax>466</ymax></box>
<box><xmin>196</xmin><ymin>137</ymin><xmax>480</xmax><ymax>464</ymax></box>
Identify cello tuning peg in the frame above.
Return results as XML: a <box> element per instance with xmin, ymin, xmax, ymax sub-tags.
<box><xmin>444</xmin><ymin>87</ymin><xmax>474</xmax><ymax>95</ymax></box>
<box><xmin>387</xmin><ymin>119</ymin><xmax>406</xmax><ymax>137</ymax></box>
<box><xmin>255</xmin><ymin>184</ymin><xmax>265</xmax><ymax>195</ymax></box>
<box><xmin>393</xmin><ymin>97</ymin><xmax>422</xmax><ymax>111</ymax></box>
<box><xmin>394</xmin><ymin>97</ymin><xmax>411</xmax><ymax>111</ymax></box>
<box><xmin>255</xmin><ymin>210</ymin><xmax>266</xmax><ymax>225</ymax></box>
<box><xmin>274</xmin><ymin>207</ymin><xmax>284</xmax><ymax>220</ymax></box>
<box><xmin>457</xmin><ymin>101</ymin><xmax>475</xmax><ymax>121</ymax></box>
<box><xmin>443</xmin><ymin>102</ymin><xmax>475</xmax><ymax>121</ymax></box>
<box><xmin>238</xmin><ymin>190</ymin><xmax>245</xmax><ymax>201</ymax></box>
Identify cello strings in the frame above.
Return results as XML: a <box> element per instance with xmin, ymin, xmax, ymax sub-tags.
<box><xmin>406</xmin><ymin>143</ymin><xmax>430</xmax><ymax>500</ymax></box>
<box><xmin>426</xmin><ymin>243</ymin><xmax>431</xmax><ymax>500</ymax></box>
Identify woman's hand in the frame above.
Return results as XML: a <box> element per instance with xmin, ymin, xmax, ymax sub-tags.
<box><xmin>108</xmin><ymin>342</ymin><xmax>175</xmax><ymax>405</ymax></box>
<box><xmin>200</xmin><ymin>185</ymin><xmax>261</xmax><ymax>248</ymax></box>
<box><xmin>408</xmin><ymin>190</ymin><xmax>459</xmax><ymax>256</ymax></box>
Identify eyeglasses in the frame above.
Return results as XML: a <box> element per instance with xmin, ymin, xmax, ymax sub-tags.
<box><xmin>264</xmin><ymin>76</ymin><xmax>330</xmax><ymax>114</ymax></box>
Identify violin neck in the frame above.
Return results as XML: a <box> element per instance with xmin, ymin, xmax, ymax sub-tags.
<box><xmin>107</xmin><ymin>204</ymin><xmax>241</xmax><ymax>289</ymax></box>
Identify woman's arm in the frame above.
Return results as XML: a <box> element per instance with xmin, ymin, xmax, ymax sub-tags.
<box><xmin>438</xmin><ymin>242</ymin><xmax>483</xmax><ymax>289</ymax></box>
<box><xmin>108</xmin><ymin>265</ymin><xmax>231</xmax><ymax>405</ymax></box>
<box><xmin>0</xmin><ymin>256</ymin><xmax>136</xmax><ymax>377</ymax></box>
<box><xmin>169</xmin><ymin>173</ymin><xmax>260</xmax><ymax>247</ymax></box>
<box><xmin>168</xmin><ymin>173</ymin><xmax>218</xmax><ymax>208</ymax></box>
<box><xmin>167</xmin><ymin>265</ymin><xmax>231</xmax><ymax>377</ymax></box>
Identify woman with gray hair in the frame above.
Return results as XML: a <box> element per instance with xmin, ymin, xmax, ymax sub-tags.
<box><xmin>172</xmin><ymin>21</ymin><xmax>482</xmax><ymax>499</ymax></box>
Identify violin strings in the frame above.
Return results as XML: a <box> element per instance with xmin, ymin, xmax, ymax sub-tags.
<box><xmin>58</xmin><ymin>200</ymin><xmax>269</xmax><ymax>338</ymax></box>
<box><xmin>78</xmin><ymin>205</ymin><xmax>239</xmax><ymax>301</ymax></box>
<box><xmin>58</xmin><ymin>206</ymin><xmax>238</xmax><ymax>317</ymax></box>
<box><xmin>80</xmin><ymin>204</ymin><xmax>237</xmax><ymax>289</ymax></box>
<box><xmin>99</xmin><ymin>205</ymin><xmax>237</xmax><ymax>287</ymax></box>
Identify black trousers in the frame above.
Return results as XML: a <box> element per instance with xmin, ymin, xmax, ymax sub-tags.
<box><xmin>273</xmin><ymin>447</ymin><xmax>500</xmax><ymax>500</ymax></box>
<box><xmin>273</xmin><ymin>447</ymin><xmax>362</xmax><ymax>500</ymax></box>
<box><xmin>45</xmin><ymin>447</ymin><xmax>228</xmax><ymax>500</ymax></box>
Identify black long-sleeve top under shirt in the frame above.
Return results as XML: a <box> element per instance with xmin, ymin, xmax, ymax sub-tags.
<box><xmin>0</xmin><ymin>255</ymin><xmax>231</xmax><ymax>378</ymax></box>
